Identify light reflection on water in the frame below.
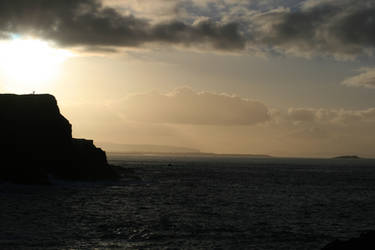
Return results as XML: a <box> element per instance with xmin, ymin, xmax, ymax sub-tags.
<box><xmin>1</xmin><ymin>156</ymin><xmax>375</xmax><ymax>249</ymax></box>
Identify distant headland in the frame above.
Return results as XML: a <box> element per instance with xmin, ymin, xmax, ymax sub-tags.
<box><xmin>333</xmin><ymin>155</ymin><xmax>361</xmax><ymax>159</ymax></box>
<box><xmin>99</xmin><ymin>142</ymin><xmax>272</xmax><ymax>158</ymax></box>
<box><xmin>0</xmin><ymin>94</ymin><xmax>118</xmax><ymax>184</ymax></box>
<box><xmin>98</xmin><ymin>143</ymin><xmax>201</xmax><ymax>154</ymax></box>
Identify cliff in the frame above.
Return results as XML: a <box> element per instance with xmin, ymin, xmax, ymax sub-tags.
<box><xmin>0</xmin><ymin>94</ymin><xmax>118</xmax><ymax>184</ymax></box>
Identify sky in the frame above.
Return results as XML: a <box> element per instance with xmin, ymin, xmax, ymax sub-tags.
<box><xmin>0</xmin><ymin>0</ymin><xmax>375</xmax><ymax>157</ymax></box>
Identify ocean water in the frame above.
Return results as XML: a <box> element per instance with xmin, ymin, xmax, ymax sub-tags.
<box><xmin>1</xmin><ymin>155</ymin><xmax>375</xmax><ymax>249</ymax></box>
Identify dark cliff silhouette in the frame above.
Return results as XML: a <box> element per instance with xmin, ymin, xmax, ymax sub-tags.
<box><xmin>0</xmin><ymin>94</ymin><xmax>118</xmax><ymax>184</ymax></box>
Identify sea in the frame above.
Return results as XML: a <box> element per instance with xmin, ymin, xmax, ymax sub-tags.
<box><xmin>1</xmin><ymin>155</ymin><xmax>375</xmax><ymax>249</ymax></box>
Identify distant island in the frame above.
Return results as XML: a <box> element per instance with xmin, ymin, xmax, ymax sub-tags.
<box><xmin>0</xmin><ymin>94</ymin><xmax>118</xmax><ymax>184</ymax></box>
<box><xmin>333</xmin><ymin>155</ymin><xmax>361</xmax><ymax>159</ymax></box>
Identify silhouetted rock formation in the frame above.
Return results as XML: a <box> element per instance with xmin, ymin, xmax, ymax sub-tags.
<box><xmin>0</xmin><ymin>94</ymin><xmax>118</xmax><ymax>184</ymax></box>
<box><xmin>322</xmin><ymin>231</ymin><xmax>375</xmax><ymax>250</ymax></box>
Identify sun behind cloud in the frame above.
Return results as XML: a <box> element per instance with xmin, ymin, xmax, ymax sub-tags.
<box><xmin>0</xmin><ymin>37</ymin><xmax>72</xmax><ymax>93</ymax></box>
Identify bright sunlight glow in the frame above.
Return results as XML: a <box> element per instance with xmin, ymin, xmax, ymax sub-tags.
<box><xmin>0</xmin><ymin>37</ymin><xmax>72</xmax><ymax>93</ymax></box>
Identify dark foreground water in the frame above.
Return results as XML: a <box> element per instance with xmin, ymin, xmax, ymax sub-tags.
<box><xmin>1</xmin><ymin>156</ymin><xmax>375</xmax><ymax>249</ymax></box>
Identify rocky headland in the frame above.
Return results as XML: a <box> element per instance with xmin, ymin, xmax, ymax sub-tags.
<box><xmin>0</xmin><ymin>94</ymin><xmax>118</xmax><ymax>184</ymax></box>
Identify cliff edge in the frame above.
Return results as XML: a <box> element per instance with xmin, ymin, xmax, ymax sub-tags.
<box><xmin>0</xmin><ymin>94</ymin><xmax>118</xmax><ymax>184</ymax></box>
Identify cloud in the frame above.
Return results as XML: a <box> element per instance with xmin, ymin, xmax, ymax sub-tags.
<box><xmin>0</xmin><ymin>0</ymin><xmax>245</xmax><ymax>51</ymax></box>
<box><xmin>1</xmin><ymin>0</ymin><xmax>375</xmax><ymax>58</ymax></box>
<box><xmin>342</xmin><ymin>68</ymin><xmax>375</xmax><ymax>88</ymax></box>
<box><xmin>61</xmin><ymin>95</ymin><xmax>375</xmax><ymax>157</ymax></box>
<box><xmin>119</xmin><ymin>87</ymin><xmax>270</xmax><ymax>125</ymax></box>
<box><xmin>103</xmin><ymin>0</ymin><xmax>178</xmax><ymax>22</ymax></box>
<box><xmin>287</xmin><ymin>108</ymin><xmax>316</xmax><ymax>122</ymax></box>
<box><xmin>247</xmin><ymin>0</ymin><xmax>375</xmax><ymax>58</ymax></box>
<box><xmin>287</xmin><ymin>107</ymin><xmax>375</xmax><ymax>124</ymax></box>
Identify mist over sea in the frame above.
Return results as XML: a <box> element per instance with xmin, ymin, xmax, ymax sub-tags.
<box><xmin>1</xmin><ymin>155</ymin><xmax>375</xmax><ymax>249</ymax></box>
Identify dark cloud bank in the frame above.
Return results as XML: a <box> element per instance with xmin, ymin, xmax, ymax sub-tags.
<box><xmin>0</xmin><ymin>0</ymin><xmax>245</xmax><ymax>50</ymax></box>
<box><xmin>1</xmin><ymin>0</ymin><xmax>375</xmax><ymax>57</ymax></box>
<box><xmin>251</xmin><ymin>0</ymin><xmax>375</xmax><ymax>57</ymax></box>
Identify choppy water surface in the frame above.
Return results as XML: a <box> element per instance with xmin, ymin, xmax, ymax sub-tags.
<box><xmin>1</xmin><ymin>156</ymin><xmax>375</xmax><ymax>249</ymax></box>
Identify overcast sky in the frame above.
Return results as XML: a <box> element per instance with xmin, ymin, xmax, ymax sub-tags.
<box><xmin>1</xmin><ymin>0</ymin><xmax>375</xmax><ymax>157</ymax></box>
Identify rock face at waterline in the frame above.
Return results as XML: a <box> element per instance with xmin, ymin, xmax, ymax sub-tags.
<box><xmin>0</xmin><ymin>94</ymin><xmax>118</xmax><ymax>184</ymax></box>
<box><xmin>322</xmin><ymin>231</ymin><xmax>375</xmax><ymax>250</ymax></box>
